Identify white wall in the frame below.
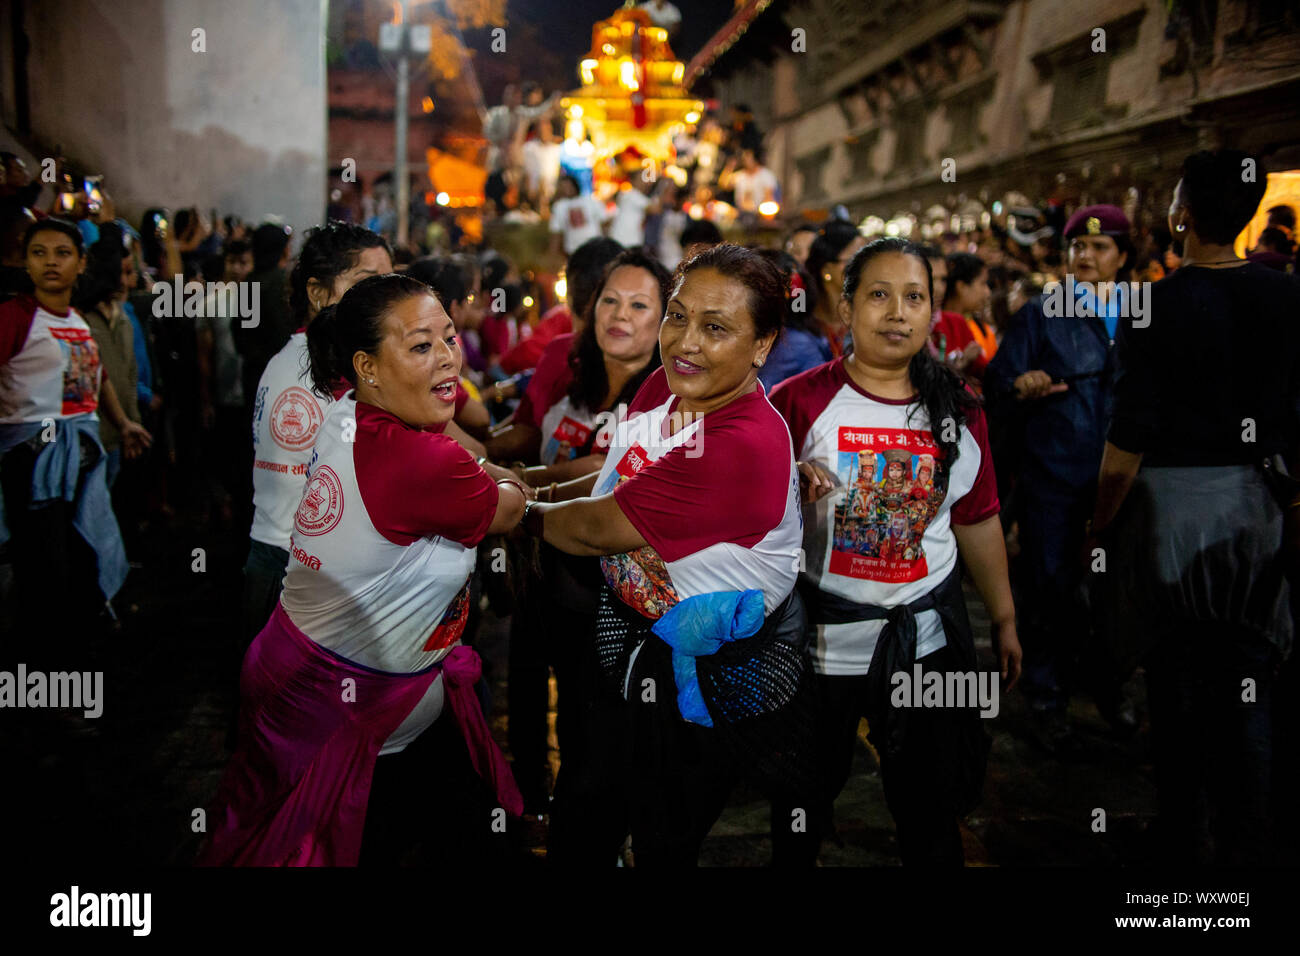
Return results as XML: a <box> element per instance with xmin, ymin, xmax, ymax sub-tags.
<box><xmin>21</xmin><ymin>0</ymin><xmax>327</xmax><ymax>238</ymax></box>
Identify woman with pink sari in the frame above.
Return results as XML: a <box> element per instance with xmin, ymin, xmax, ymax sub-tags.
<box><xmin>200</xmin><ymin>273</ymin><xmax>532</xmax><ymax>866</ymax></box>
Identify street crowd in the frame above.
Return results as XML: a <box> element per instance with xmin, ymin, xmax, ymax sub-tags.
<box><xmin>1</xmin><ymin>140</ymin><xmax>1298</xmax><ymax>868</ymax></box>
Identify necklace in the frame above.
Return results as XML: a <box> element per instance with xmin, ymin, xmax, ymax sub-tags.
<box><xmin>1183</xmin><ymin>258</ymin><xmax>1245</xmax><ymax>267</ymax></box>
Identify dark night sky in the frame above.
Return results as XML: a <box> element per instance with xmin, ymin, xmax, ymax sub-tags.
<box><xmin>507</xmin><ymin>0</ymin><xmax>738</xmax><ymax>67</ymax></box>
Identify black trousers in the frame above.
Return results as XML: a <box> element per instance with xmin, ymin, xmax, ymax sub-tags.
<box><xmin>0</xmin><ymin>439</ymin><xmax>103</xmax><ymax>669</ymax></box>
<box><xmin>507</xmin><ymin>584</ymin><xmax>595</xmax><ymax>813</ymax></box>
<box><xmin>360</xmin><ymin>712</ymin><xmax>513</xmax><ymax>867</ymax></box>
<box><xmin>1145</xmin><ymin>626</ymin><xmax>1279</xmax><ymax>865</ymax></box>
<box><xmin>770</xmin><ymin>645</ymin><xmax>971</xmax><ymax>867</ymax></box>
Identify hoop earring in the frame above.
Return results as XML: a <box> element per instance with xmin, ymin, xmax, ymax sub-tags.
<box><xmin>1175</xmin><ymin>223</ymin><xmax>1186</xmax><ymax>233</ymax></box>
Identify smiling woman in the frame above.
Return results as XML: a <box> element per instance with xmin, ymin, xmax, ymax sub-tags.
<box><xmin>200</xmin><ymin>273</ymin><xmax>532</xmax><ymax>867</ymax></box>
<box><xmin>523</xmin><ymin>243</ymin><xmax>821</xmax><ymax>867</ymax></box>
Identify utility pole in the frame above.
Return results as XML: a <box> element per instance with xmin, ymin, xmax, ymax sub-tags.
<box><xmin>380</xmin><ymin>0</ymin><xmax>429</xmax><ymax>250</ymax></box>
<box><xmin>395</xmin><ymin>0</ymin><xmax>410</xmax><ymax>249</ymax></box>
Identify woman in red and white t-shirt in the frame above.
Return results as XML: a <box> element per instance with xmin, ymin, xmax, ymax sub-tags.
<box><xmin>202</xmin><ymin>274</ymin><xmax>531</xmax><ymax>866</ymax></box>
<box><xmin>496</xmin><ymin>249</ymin><xmax>670</xmax><ymax>836</ymax></box>
<box><xmin>525</xmin><ymin>244</ymin><xmax>813</xmax><ymax>867</ymax></box>
<box><xmin>0</xmin><ymin>218</ymin><xmax>151</xmax><ymax>644</ymax></box>
<box><xmin>769</xmin><ymin>237</ymin><xmax>1022</xmax><ymax>866</ymax></box>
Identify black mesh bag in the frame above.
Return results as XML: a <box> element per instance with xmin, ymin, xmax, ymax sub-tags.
<box><xmin>594</xmin><ymin>583</ymin><xmax>821</xmax><ymax>804</ymax></box>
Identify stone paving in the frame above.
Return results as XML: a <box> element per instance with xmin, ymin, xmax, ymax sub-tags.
<box><xmin>1</xmin><ymin>512</ymin><xmax>1161</xmax><ymax>867</ymax></box>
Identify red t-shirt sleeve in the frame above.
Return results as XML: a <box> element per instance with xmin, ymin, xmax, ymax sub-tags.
<box><xmin>612</xmin><ymin>393</ymin><xmax>791</xmax><ymax>562</ymax></box>
<box><xmin>768</xmin><ymin>358</ymin><xmax>841</xmax><ymax>457</ymax></box>
<box><xmin>356</xmin><ymin>407</ymin><xmax>500</xmax><ymax>547</ymax></box>
<box><xmin>0</xmin><ymin>297</ymin><xmax>37</xmax><ymax>366</ymax></box>
<box><xmin>949</xmin><ymin>403</ymin><xmax>1000</xmax><ymax>525</ymax></box>
<box><xmin>517</xmin><ymin>333</ymin><xmax>575</xmax><ymax>428</ymax></box>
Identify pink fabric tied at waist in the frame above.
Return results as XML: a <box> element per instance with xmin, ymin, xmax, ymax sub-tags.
<box><xmin>198</xmin><ymin>603</ymin><xmax>522</xmax><ymax>867</ymax></box>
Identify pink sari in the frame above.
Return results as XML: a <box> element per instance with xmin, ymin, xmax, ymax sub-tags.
<box><xmin>199</xmin><ymin>603</ymin><xmax>522</xmax><ymax>866</ymax></box>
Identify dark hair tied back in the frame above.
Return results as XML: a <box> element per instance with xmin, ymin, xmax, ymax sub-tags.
<box><xmin>305</xmin><ymin>273</ymin><xmax>430</xmax><ymax>398</ymax></box>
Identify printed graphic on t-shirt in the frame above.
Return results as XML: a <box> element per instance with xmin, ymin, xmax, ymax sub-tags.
<box><xmin>294</xmin><ymin>464</ymin><xmax>344</xmax><ymax>536</ymax></box>
<box><xmin>50</xmin><ymin>327</ymin><xmax>100</xmax><ymax>415</ymax></box>
<box><xmin>599</xmin><ymin>442</ymin><xmax>679</xmax><ymax>618</ymax></box>
<box><xmin>270</xmin><ymin>386</ymin><xmax>323</xmax><ymax>451</ymax></box>
<box><xmin>829</xmin><ymin>426</ymin><xmax>948</xmax><ymax>582</ymax></box>
<box><xmin>567</xmin><ymin>205</ymin><xmax>588</xmax><ymax>230</ymax></box>
<box><xmin>544</xmin><ymin>414</ymin><xmax>593</xmax><ymax>463</ymax></box>
<box><xmin>424</xmin><ymin>580</ymin><xmax>470</xmax><ymax>651</ymax></box>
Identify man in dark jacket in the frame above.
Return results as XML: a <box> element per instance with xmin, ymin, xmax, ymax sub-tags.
<box><xmin>985</xmin><ymin>204</ymin><xmax>1135</xmax><ymax>750</ymax></box>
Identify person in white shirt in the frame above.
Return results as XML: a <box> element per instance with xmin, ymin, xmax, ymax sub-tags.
<box><xmin>609</xmin><ymin>176</ymin><xmax>654</xmax><ymax>249</ymax></box>
<box><xmin>244</xmin><ymin>223</ymin><xmax>393</xmax><ymax>644</ymax></box>
<box><xmin>731</xmin><ymin>149</ymin><xmax>779</xmax><ymax>215</ymax></box>
<box><xmin>637</xmin><ymin>0</ymin><xmax>682</xmax><ymax>37</ymax></box>
<box><xmin>549</xmin><ymin>175</ymin><xmax>612</xmax><ymax>258</ymax></box>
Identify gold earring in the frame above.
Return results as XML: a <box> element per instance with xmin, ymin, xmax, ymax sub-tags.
<box><xmin>824</xmin><ymin>273</ymin><xmax>833</xmax><ymax>282</ymax></box>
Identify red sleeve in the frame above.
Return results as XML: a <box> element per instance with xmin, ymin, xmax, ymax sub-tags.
<box><xmin>626</xmin><ymin>366</ymin><xmax>673</xmax><ymax>416</ymax></box>
<box><xmin>516</xmin><ymin>333</ymin><xmax>575</xmax><ymax>428</ymax></box>
<box><xmin>356</xmin><ymin>405</ymin><xmax>500</xmax><ymax>547</ymax></box>
<box><xmin>455</xmin><ymin>382</ymin><xmax>469</xmax><ymax>416</ymax></box>
<box><xmin>768</xmin><ymin>357</ymin><xmax>842</xmax><ymax>458</ymax></box>
<box><xmin>612</xmin><ymin>393</ymin><xmax>792</xmax><ymax>562</ymax></box>
<box><xmin>499</xmin><ymin>306</ymin><xmax>571</xmax><ymax>374</ymax></box>
<box><xmin>949</xmin><ymin>403</ymin><xmax>1000</xmax><ymax>525</ymax></box>
<box><xmin>0</xmin><ymin>296</ymin><xmax>37</xmax><ymax>366</ymax></box>
<box><xmin>932</xmin><ymin>312</ymin><xmax>974</xmax><ymax>359</ymax></box>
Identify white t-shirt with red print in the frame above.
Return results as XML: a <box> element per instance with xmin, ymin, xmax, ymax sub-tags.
<box><xmin>249</xmin><ymin>333</ymin><xmax>327</xmax><ymax>550</ymax></box>
<box><xmin>769</xmin><ymin>358</ymin><xmax>999</xmax><ymax>676</ymax></box>
<box><xmin>280</xmin><ymin>395</ymin><xmax>499</xmax><ymax>754</ymax></box>
<box><xmin>0</xmin><ymin>295</ymin><xmax>102</xmax><ymax>425</ymax></box>
<box><xmin>592</xmin><ymin>367</ymin><xmax>803</xmax><ymax>620</ymax></box>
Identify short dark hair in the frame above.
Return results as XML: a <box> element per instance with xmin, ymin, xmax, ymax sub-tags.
<box><xmin>565</xmin><ymin>237</ymin><xmax>624</xmax><ymax>318</ymax></box>
<box><xmin>407</xmin><ymin>253</ymin><xmax>478</xmax><ymax>309</ymax></box>
<box><xmin>673</xmin><ymin>242</ymin><xmax>786</xmax><ymax>341</ymax></box>
<box><xmin>1267</xmin><ymin>204</ymin><xmax>1296</xmax><ymax>231</ymax></box>
<box><xmin>680</xmin><ymin>217</ymin><xmax>723</xmax><ymax>251</ymax></box>
<box><xmin>252</xmin><ymin>222</ymin><xmax>293</xmax><ymax>273</ymax></box>
<box><xmin>1180</xmin><ymin>149</ymin><xmax>1268</xmax><ymax>246</ymax></box>
<box><xmin>224</xmin><ymin>238</ymin><xmax>253</xmax><ymax>259</ymax></box>
<box><xmin>943</xmin><ymin>252</ymin><xmax>986</xmax><ymax>305</ymax></box>
<box><xmin>1257</xmin><ymin>227</ymin><xmax>1294</xmax><ymax>254</ymax></box>
<box><xmin>23</xmin><ymin>217</ymin><xmax>84</xmax><ymax>256</ymax></box>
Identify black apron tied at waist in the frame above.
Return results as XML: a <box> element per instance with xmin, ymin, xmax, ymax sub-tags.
<box><xmin>799</xmin><ymin>565</ymin><xmax>990</xmax><ymax>814</ymax></box>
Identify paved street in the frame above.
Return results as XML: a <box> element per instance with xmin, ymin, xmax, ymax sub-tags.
<box><xmin>2</xmin><ymin>509</ymin><xmax>1159</xmax><ymax>867</ymax></box>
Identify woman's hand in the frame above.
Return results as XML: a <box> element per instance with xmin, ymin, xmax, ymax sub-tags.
<box><xmin>120</xmin><ymin>420</ymin><xmax>153</xmax><ymax>459</ymax></box>
<box><xmin>797</xmin><ymin>460</ymin><xmax>836</xmax><ymax>505</ymax></box>
<box><xmin>992</xmin><ymin>618</ymin><xmax>1022</xmax><ymax>692</ymax></box>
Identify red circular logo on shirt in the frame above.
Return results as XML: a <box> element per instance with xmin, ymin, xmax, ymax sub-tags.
<box><xmin>294</xmin><ymin>466</ymin><xmax>344</xmax><ymax>536</ymax></box>
<box><xmin>270</xmin><ymin>387</ymin><xmax>323</xmax><ymax>451</ymax></box>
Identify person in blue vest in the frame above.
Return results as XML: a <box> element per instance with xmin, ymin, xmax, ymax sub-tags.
<box><xmin>985</xmin><ymin>204</ymin><xmax>1136</xmax><ymax>751</ymax></box>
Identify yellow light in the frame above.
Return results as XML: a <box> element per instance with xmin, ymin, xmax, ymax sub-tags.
<box><xmin>672</xmin><ymin>62</ymin><xmax>684</xmax><ymax>84</ymax></box>
<box><xmin>436</xmin><ymin>192</ymin><xmax>450</xmax><ymax>206</ymax></box>
<box><xmin>568</xmin><ymin>103</ymin><xmax>584</xmax><ymax>119</ymax></box>
<box><xmin>619</xmin><ymin>59</ymin><xmax>638</xmax><ymax>91</ymax></box>
<box><xmin>602</xmin><ymin>43</ymin><xmax>615</xmax><ymax>55</ymax></box>
<box><xmin>421</xmin><ymin>96</ymin><xmax>434</xmax><ymax>113</ymax></box>
<box><xmin>650</xmin><ymin>28</ymin><xmax>667</xmax><ymax>43</ymax></box>
<box><xmin>554</xmin><ymin>276</ymin><xmax>567</xmax><ymax>300</ymax></box>
<box><xmin>759</xmin><ymin>201</ymin><xmax>780</xmax><ymax>217</ymax></box>
<box><xmin>522</xmin><ymin>296</ymin><xmax>535</xmax><ymax>308</ymax></box>
<box><xmin>580</xmin><ymin>58</ymin><xmax>598</xmax><ymax>85</ymax></box>
<box><xmin>684</xmin><ymin>110</ymin><xmax>700</xmax><ymax>124</ymax></box>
